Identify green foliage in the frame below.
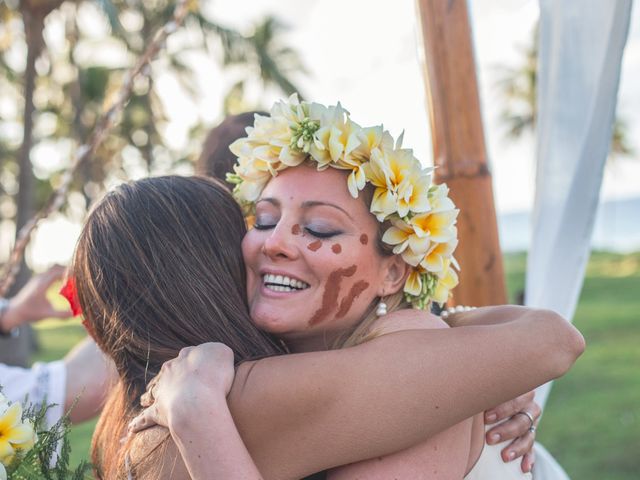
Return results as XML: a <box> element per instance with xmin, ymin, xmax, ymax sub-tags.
<box><xmin>0</xmin><ymin>0</ymin><xmax>306</xmax><ymax>243</ymax></box>
<box><xmin>3</xmin><ymin>403</ymin><xmax>92</xmax><ymax>479</ymax></box>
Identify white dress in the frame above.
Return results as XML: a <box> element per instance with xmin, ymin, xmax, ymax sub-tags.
<box><xmin>0</xmin><ymin>360</ymin><xmax>66</xmax><ymax>428</ymax></box>
<box><xmin>464</xmin><ymin>430</ymin><xmax>569</xmax><ymax>480</ymax></box>
<box><xmin>464</xmin><ymin>438</ymin><xmax>533</xmax><ymax>480</ymax></box>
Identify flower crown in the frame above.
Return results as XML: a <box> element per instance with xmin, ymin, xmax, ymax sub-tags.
<box><xmin>227</xmin><ymin>95</ymin><xmax>459</xmax><ymax>309</ymax></box>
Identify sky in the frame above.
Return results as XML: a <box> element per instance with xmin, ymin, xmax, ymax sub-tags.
<box><xmin>173</xmin><ymin>0</ymin><xmax>640</xmax><ymax>214</ymax></box>
<box><xmin>18</xmin><ymin>0</ymin><xmax>640</xmax><ymax>267</ymax></box>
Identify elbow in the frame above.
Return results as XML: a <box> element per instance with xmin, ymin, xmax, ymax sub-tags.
<box><xmin>539</xmin><ymin>309</ymin><xmax>586</xmax><ymax>377</ymax></box>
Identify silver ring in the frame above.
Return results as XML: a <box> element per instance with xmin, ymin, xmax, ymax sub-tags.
<box><xmin>515</xmin><ymin>410</ymin><xmax>535</xmax><ymax>428</ymax></box>
<box><xmin>529</xmin><ymin>426</ymin><xmax>537</xmax><ymax>434</ymax></box>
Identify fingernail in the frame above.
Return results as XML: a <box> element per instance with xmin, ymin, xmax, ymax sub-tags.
<box><xmin>486</xmin><ymin>413</ymin><xmax>497</xmax><ymax>422</ymax></box>
<box><xmin>508</xmin><ymin>451</ymin><xmax>516</xmax><ymax>459</ymax></box>
<box><xmin>489</xmin><ymin>433</ymin><xmax>500</xmax><ymax>444</ymax></box>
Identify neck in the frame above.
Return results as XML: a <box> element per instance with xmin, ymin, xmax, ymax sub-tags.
<box><xmin>283</xmin><ymin>331</ymin><xmax>341</xmax><ymax>353</ymax></box>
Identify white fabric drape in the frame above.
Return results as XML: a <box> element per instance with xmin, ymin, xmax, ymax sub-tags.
<box><xmin>527</xmin><ymin>0</ymin><xmax>633</xmax><ymax>408</ymax></box>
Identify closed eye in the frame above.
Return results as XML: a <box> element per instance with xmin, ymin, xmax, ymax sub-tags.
<box><xmin>253</xmin><ymin>223</ymin><xmax>276</xmax><ymax>230</ymax></box>
<box><xmin>305</xmin><ymin>227</ymin><xmax>342</xmax><ymax>239</ymax></box>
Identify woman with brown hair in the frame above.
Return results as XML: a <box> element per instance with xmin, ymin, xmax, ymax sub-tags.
<box><xmin>73</xmin><ymin>172</ymin><xmax>583</xmax><ymax>479</ymax></box>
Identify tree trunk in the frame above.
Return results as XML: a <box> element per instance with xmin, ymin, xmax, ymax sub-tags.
<box><xmin>416</xmin><ymin>0</ymin><xmax>507</xmax><ymax>307</ymax></box>
<box><xmin>0</xmin><ymin>4</ymin><xmax>49</xmax><ymax>366</ymax></box>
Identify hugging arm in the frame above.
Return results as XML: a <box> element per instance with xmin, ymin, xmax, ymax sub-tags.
<box><xmin>140</xmin><ymin>307</ymin><xmax>583</xmax><ymax>479</ymax></box>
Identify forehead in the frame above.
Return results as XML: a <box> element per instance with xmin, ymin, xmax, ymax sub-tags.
<box><xmin>262</xmin><ymin>166</ymin><xmax>349</xmax><ymax>201</ymax></box>
<box><xmin>260</xmin><ymin>166</ymin><xmax>374</xmax><ymax>220</ymax></box>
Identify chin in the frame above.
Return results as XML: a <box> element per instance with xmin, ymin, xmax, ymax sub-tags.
<box><xmin>250</xmin><ymin>308</ymin><xmax>296</xmax><ymax>335</ymax></box>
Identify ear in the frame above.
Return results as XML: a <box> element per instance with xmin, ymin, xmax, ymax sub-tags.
<box><xmin>377</xmin><ymin>254</ymin><xmax>411</xmax><ymax>296</ymax></box>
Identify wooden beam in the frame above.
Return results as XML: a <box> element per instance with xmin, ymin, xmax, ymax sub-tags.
<box><xmin>416</xmin><ymin>0</ymin><xmax>507</xmax><ymax>306</ymax></box>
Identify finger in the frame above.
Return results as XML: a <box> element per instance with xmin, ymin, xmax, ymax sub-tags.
<box><xmin>521</xmin><ymin>450</ymin><xmax>536</xmax><ymax>474</ymax></box>
<box><xmin>178</xmin><ymin>346</ymin><xmax>193</xmax><ymax>359</ymax></box>
<box><xmin>486</xmin><ymin>413</ymin><xmax>533</xmax><ymax>444</ymax></box>
<box><xmin>140</xmin><ymin>390</ymin><xmax>154</xmax><ymax>408</ymax></box>
<box><xmin>127</xmin><ymin>405</ymin><xmax>159</xmax><ymax>434</ymax></box>
<box><xmin>485</xmin><ymin>391</ymin><xmax>534</xmax><ymax>424</ymax></box>
<box><xmin>500</xmin><ymin>431</ymin><xmax>535</xmax><ymax>463</ymax></box>
<box><xmin>141</xmin><ymin>377</ymin><xmax>160</xmax><ymax>407</ymax></box>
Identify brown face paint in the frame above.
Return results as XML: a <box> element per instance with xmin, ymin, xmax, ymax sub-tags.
<box><xmin>309</xmin><ymin>265</ymin><xmax>357</xmax><ymax>326</ymax></box>
<box><xmin>360</xmin><ymin>234</ymin><xmax>368</xmax><ymax>245</ymax></box>
<box><xmin>336</xmin><ymin>280</ymin><xmax>370</xmax><ymax>318</ymax></box>
<box><xmin>292</xmin><ymin>224</ymin><xmax>302</xmax><ymax>235</ymax></box>
<box><xmin>307</xmin><ymin>240</ymin><xmax>322</xmax><ymax>251</ymax></box>
<box><xmin>331</xmin><ymin>243</ymin><xmax>342</xmax><ymax>254</ymax></box>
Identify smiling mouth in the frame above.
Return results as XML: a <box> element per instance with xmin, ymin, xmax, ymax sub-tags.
<box><xmin>262</xmin><ymin>274</ymin><xmax>310</xmax><ymax>293</ymax></box>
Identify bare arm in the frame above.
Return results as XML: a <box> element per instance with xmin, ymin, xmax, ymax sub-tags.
<box><xmin>160</xmin><ymin>344</ymin><xmax>263</xmax><ymax>480</ymax></box>
<box><xmin>228</xmin><ymin>307</ymin><xmax>583</xmax><ymax>478</ymax></box>
<box><xmin>64</xmin><ymin>337</ymin><xmax>116</xmax><ymax>423</ymax></box>
<box><xmin>133</xmin><ymin>307</ymin><xmax>583</xmax><ymax>479</ymax></box>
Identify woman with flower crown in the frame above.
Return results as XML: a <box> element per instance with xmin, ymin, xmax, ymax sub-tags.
<box><xmin>121</xmin><ymin>97</ymin><xmax>584</xmax><ymax>479</ymax></box>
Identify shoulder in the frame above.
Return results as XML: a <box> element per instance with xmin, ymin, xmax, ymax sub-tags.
<box><xmin>368</xmin><ymin>308</ymin><xmax>449</xmax><ymax>337</ymax></box>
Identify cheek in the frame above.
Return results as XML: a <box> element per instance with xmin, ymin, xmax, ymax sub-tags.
<box><xmin>336</xmin><ymin>279</ymin><xmax>371</xmax><ymax>318</ymax></box>
<box><xmin>241</xmin><ymin>231</ymin><xmax>260</xmax><ymax>266</ymax></box>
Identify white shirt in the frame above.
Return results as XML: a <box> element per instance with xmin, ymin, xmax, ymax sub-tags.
<box><xmin>0</xmin><ymin>360</ymin><xmax>66</xmax><ymax>427</ymax></box>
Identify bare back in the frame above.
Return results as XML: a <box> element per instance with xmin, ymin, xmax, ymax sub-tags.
<box><xmin>327</xmin><ymin>311</ymin><xmax>485</xmax><ymax>479</ymax></box>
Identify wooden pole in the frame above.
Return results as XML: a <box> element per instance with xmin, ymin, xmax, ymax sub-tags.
<box><xmin>416</xmin><ymin>0</ymin><xmax>507</xmax><ymax>306</ymax></box>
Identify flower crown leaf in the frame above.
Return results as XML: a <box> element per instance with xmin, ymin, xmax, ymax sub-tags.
<box><xmin>229</xmin><ymin>94</ymin><xmax>460</xmax><ymax>308</ymax></box>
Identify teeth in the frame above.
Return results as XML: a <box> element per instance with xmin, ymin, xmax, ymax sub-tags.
<box><xmin>265</xmin><ymin>285</ymin><xmax>296</xmax><ymax>292</ymax></box>
<box><xmin>263</xmin><ymin>274</ymin><xmax>309</xmax><ymax>290</ymax></box>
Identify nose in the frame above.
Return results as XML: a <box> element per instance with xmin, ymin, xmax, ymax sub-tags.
<box><xmin>262</xmin><ymin>223</ymin><xmax>300</xmax><ymax>261</ymax></box>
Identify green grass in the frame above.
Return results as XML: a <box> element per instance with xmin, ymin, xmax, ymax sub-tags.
<box><xmin>30</xmin><ymin>320</ymin><xmax>97</xmax><ymax>471</ymax></box>
<box><xmin>30</xmin><ymin>251</ymin><xmax>640</xmax><ymax>478</ymax></box>
<box><xmin>504</xmin><ymin>251</ymin><xmax>640</xmax><ymax>480</ymax></box>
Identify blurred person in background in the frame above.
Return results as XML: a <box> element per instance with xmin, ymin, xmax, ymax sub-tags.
<box><xmin>0</xmin><ymin>265</ymin><xmax>112</xmax><ymax>425</ymax></box>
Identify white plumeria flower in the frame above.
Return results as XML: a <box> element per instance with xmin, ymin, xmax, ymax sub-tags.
<box><xmin>0</xmin><ymin>460</ymin><xmax>6</xmax><ymax>480</ymax></box>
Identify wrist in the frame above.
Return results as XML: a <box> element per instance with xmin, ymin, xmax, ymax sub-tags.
<box><xmin>0</xmin><ymin>298</ymin><xmax>19</xmax><ymax>337</ymax></box>
<box><xmin>167</xmin><ymin>390</ymin><xmax>229</xmax><ymax>434</ymax></box>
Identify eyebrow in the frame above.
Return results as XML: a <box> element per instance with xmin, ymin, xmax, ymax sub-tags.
<box><xmin>256</xmin><ymin>198</ymin><xmax>354</xmax><ymax>220</ymax></box>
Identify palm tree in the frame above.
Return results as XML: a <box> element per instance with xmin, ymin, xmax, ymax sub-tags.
<box><xmin>0</xmin><ymin>0</ymin><xmax>305</xmax><ymax>363</ymax></box>
<box><xmin>496</xmin><ymin>24</ymin><xmax>634</xmax><ymax>158</ymax></box>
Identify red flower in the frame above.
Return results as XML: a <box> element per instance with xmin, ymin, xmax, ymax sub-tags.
<box><xmin>59</xmin><ymin>277</ymin><xmax>82</xmax><ymax>317</ymax></box>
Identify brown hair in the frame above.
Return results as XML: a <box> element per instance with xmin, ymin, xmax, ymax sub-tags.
<box><xmin>72</xmin><ymin>175</ymin><xmax>286</xmax><ymax>478</ymax></box>
<box><xmin>196</xmin><ymin>112</ymin><xmax>266</xmax><ymax>185</ymax></box>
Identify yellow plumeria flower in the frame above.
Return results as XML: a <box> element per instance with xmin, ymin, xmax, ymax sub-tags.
<box><xmin>366</xmin><ymin>144</ymin><xmax>432</xmax><ymax>221</ymax></box>
<box><xmin>0</xmin><ymin>402</ymin><xmax>36</xmax><ymax>464</ymax></box>
<box><xmin>310</xmin><ymin>104</ymin><xmax>362</xmax><ymax>169</ymax></box>
<box><xmin>431</xmin><ymin>265</ymin><xmax>460</xmax><ymax>305</ymax></box>
<box><xmin>421</xmin><ymin>237</ymin><xmax>459</xmax><ymax>274</ymax></box>
<box><xmin>352</xmin><ymin>126</ymin><xmax>393</xmax><ymax>161</ymax></box>
<box><xmin>409</xmin><ymin>207</ymin><xmax>458</xmax><ymax>243</ymax></box>
<box><xmin>395</xmin><ymin>169</ymin><xmax>432</xmax><ymax>218</ymax></box>
<box><xmin>382</xmin><ymin>219</ymin><xmax>430</xmax><ymax>266</ymax></box>
<box><xmin>404</xmin><ymin>268</ymin><xmax>424</xmax><ymax>296</ymax></box>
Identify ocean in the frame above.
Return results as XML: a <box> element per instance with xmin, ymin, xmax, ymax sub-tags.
<box><xmin>498</xmin><ymin>196</ymin><xmax>640</xmax><ymax>253</ymax></box>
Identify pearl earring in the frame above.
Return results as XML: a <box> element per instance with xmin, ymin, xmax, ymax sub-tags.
<box><xmin>376</xmin><ymin>299</ymin><xmax>388</xmax><ymax>317</ymax></box>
